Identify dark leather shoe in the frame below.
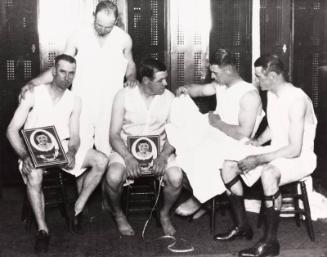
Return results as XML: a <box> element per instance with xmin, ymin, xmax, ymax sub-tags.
<box><xmin>214</xmin><ymin>226</ymin><xmax>253</xmax><ymax>241</ymax></box>
<box><xmin>238</xmin><ymin>240</ymin><xmax>280</xmax><ymax>257</ymax></box>
<box><xmin>34</xmin><ymin>230</ymin><xmax>50</xmax><ymax>253</ymax></box>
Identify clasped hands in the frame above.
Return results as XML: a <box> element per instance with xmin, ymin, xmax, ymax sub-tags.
<box><xmin>237</xmin><ymin>155</ymin><xmax>260</xmax><ymax>174</ymax></box>
<box><xmin>125</xmin><ymin>154</ymin><xmax>167</xmax><ymax>179</ymax></box>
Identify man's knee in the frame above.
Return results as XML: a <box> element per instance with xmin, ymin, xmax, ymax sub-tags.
<box><xmin>165</xmin><ymin>167</ymin><xmax>183</xmax><ymax>189</ymax></box>
<box><xmin>222</xmin><ymin>160</ymin><xmax>241</xmax><ymax>177</ymax></box>
<box><xmin>91</xmin><ymin>151</ymin><xmax>109</xmax><ymax>174</ymax></box>
<box><xmin>26</xmin><ymin>170</ymin><xmax>43</xmax><ymax>188</ymax></box>
<box><xmin>105</xmin><ymin>163</ymin><xmax>126</xmax><ymax>188</ymax></box>
<box><xmin>260</xmin><ymin>164</ymin><xmax>280</xmax><ymax>189</ymax></box>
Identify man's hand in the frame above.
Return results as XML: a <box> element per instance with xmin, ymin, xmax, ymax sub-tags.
<box><xmin>237</xmin><ymin>155</ymin><xmax>260</xmax><ymax>174</ymax></box>
<box><xmin>175</xmin><ymin>86</ymin><xmax>189</xmax><ymax>96</ymax></box>
<box><xmin>152</xmin><ymin>154</ymin><xmax>168</xmax><ymax>176</ymax></box>
<box><xmin>65</xmin><ymin>152</ymin><xmax>76</xmax><ymax>170</ymax></box>
<box><xmin>19</xmin><ymin>82</ymin><xmax>35</xmax><ymax>102</ymax></box>
<box><xmin>125</xmin><ymin>155</ymin><xmax>140</xmax><ymax>179</ymax></box>
<box><xmin>21</xmin><ymin>156</ymin><xmax>34</xmax><ymax>176</ymax></box>
<box><xmin>245</xmin><ymin>139</ymin><xmax>261</xmax><ymax>146</ymax></box>
<box><xmin>208</xmin><ymin>111</ymin><xmax>221</xmax><ymax>128</ymax></box>
<box><xmin>124</xmin><ymin>79</ymin><xmax>139</xmax><ymax>88</ymax></box>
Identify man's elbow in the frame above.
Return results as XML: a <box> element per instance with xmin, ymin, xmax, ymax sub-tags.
<box><xmin>237</xmin><ymin>129</ymin><xmax>252</xmax><ymax>141</ymax></box>
<box><xmin>6</xmin><ymin>125</ymin><xmax>15</xmax><ymax>142</ymax></box>
<box><xmin>109</xmin><ymin>133</ymin><xmax>120</xmax><ymax>146</ymax></box>
<box><xmin>290</xmin><ymin>145</ymin><xmax>302</xmax><ymax>158</ymax></box>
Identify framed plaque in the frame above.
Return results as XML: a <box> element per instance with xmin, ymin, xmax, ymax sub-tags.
<box><xmin>20</xmin><ymin>126</ymin><xmax>68</xmax><ymax>168</ymax></box>
<box><xmin>127</xmin><ymin>135</ymin><xmax>160</xmax><ymax>176</ymax></box>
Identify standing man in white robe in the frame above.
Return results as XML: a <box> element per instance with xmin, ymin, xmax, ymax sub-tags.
<box><xmin>20</xmin><ymin>1</ymin><xmax>137</xmax><ymax>206</ymax></box>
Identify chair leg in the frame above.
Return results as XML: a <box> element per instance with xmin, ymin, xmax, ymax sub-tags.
<box><xmin>293</xmin><ymin>194</ymin><xmax>301</xmax><ymax>227</ymax></box>
<box><xmin>153</xmin><ymin>180</ymin><xmax>161</xmax><ymax>227</ymax></box>
<box><xmin>300</xmin><ymin>181</ymin><xmax>315</xmax><ymax>241</ymax></box>
<box><xmin>58</xmin><ymin>171</ymin><xmax>71</xmax><ymax>230</ymax></box>
<box><xmin>257</xmin><ymin>199</ymin><xmax>264</xmax><ymax>228</ymax></box>
<box><xmin>210</xmin><ymin>197</ymin><xmax>216</xmax><ymax>234</ymax></box>
<box><xmin>124</xmin><ymin>186</ymin><xmax>130</xmax><ymax>218</ymax></box>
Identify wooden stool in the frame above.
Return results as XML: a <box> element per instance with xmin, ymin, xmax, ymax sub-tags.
<box><xmin>122</xmin><ymin>176</ymin><xmax>161</xmax><ymax>224</ymax></box>
<box><xmin>21</xmin><ymin>168</ymin><xmax>75</xmax><ymax>232</ymax></box>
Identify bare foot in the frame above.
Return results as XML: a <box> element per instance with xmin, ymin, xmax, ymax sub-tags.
<box><xmin>175</xmin><ymin>197</ymin><xmax>201</xmax><ymax>216</ymax></box>
<box><xmin>113</xmin><ymin>214</ymin><xmax>135</xmax><ymax>236</ymax></box>
<box><xmin>160</xmin><ymin>213</ymin><xmax>176</xmax><ymax>236</ymax></box>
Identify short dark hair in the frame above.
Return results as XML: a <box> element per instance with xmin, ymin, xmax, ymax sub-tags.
<box><xmin>209</xmin><ymin>48</ymin><xmax>236</xmax><ymax>67</ymax></box>
<box><xmin>254</xmin><ymin>54</ymin><xmax>285</xmax><ymax>76</ymax></box>
<box><xmin>54</xmin><ymin>54</ymin><xmax>76</xmax><ymax>67</ymax></box>
<box><xmin>95</xmin><ymin>0</ymin><xmax>118</xmax><ymax>19</ymax></box>
<box><xmin>137</xmin><ymin>58</ymin><xmax>166</xmax><ymax>81</ymax></box>
<box><xmin>137</xmin><ymin>139</ymin><xmax>152</xmax><ymax>152</ymax></box>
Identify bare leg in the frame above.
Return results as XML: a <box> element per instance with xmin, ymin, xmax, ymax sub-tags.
<box><xmin>160</xmin><ymin>167</ymin><xmax>183</xmax><ymax>236</ymax></box>
<box><xmin>26</xmin><ymin>169</ymin><xmax>48</xmax><ymax>233</ymax></box>
<box><xmin>74</xmin><ymin>149</ymin><xmax>108</xmax><ymax>215</ymax></box>
<box><xmin>76</xmin><ymin>174</ymin><xmax>85</xmax><ymax>194</ymax></box>
<box><xmin>175</xmin><ymin>197</ymin><xmax>201</xmax><ymax>216</ymax></box>
<box><xmin>103</xmin><ymin>163</ymin><xmax>135</xmax><ymax>236</ymax></box>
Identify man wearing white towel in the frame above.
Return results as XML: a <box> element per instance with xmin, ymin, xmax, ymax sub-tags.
<box><xmin>172</xmin><ymin>49</ymin><xmax>263</xmax><ymax>216</ymax></box>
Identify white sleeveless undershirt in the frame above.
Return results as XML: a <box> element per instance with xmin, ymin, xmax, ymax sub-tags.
<box><xmin>267</xmin><ymin>85</ymin><xmax>317</xmax><ymax>154</ymax></box>
<box><xmin>215</xmin><ymin>81</ymin><xmax>263</xmax><ymax>137</ymax></box>
<box><xmin>24</xmin><ymin>85</ymin><xmax>74</xmax><ymax>140</ymax></box>
<box><xmin>121</xmin><ymin>87</ymin><xmax>174</xmax><ymax>150</ymax></box>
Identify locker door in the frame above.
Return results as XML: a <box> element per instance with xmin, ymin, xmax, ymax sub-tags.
<box><xmin>292</xmin><ymin>0</ymin><xmax>327</xmax><ymax>183</ymax></box>
<box><xmin>0</xmin><ymin>0</ymin><xmax>39</xmax><ymax>185</ymax></box>
<box><xmin>260</xmin><ymin>0</ymin><xmax>292</xmax><ymax>78</ymax></box>
<box><xmin>127</xmin><ymin>0</ymin><xmax>165</xmax><ymax>68</ymax></box>
<box><xmin>210</xmin><ymin>0</ymin><xmax>252</xmax><ymax>82</ymax></box>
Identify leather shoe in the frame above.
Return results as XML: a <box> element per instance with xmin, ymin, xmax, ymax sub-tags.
<box><xmin>214</xmin><ymin>226</ymin><xmax>253</xmax><ymax>241</ymax></box>
<box><xmin>238</xmin><ymin>240</ymin><xmax>280</xmax><ymax>257</ymax></box>
<box><xmin>34</xmin><ymin>230</ymin><xmax>50</xmax><ymax>253</ymax></box>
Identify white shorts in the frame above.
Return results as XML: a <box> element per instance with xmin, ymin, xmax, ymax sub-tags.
<box><xmin>19</xmin><ymin>140</ymin><xmax>89</xmax><ymax>184</ymax></box>
<box><xmin>240</xmin><ymin>153</ymin><xmax>317</xmax><ymax>187</ymax></box>
<box><xmin>61</xmin><ymin>139</ymin><xmax>89</xmax><ymax>177</ymax></box>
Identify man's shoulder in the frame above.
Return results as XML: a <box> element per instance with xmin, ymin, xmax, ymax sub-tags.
<box><xmin>114</xmin><ymin>87</ymin><xmax>129</xmax><ymax>100</ymax></box>
<box><xmin>113</xmin><ymin>26</ymin><xmax>130</xmax><ymax>39</ymax></box>
<box><xmin>163</xmin><ymin>89</ymin><xmax>175</xmax><ymax>99</ymax></box>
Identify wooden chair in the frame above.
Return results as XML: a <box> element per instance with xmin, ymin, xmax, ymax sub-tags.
<box><xmin>122</xmin><ymin>176</ymin><xmax>161</xmax><ymax>224</ymax></box>
<box><xmin>257</xmin><ymin>176</ymin><xmax>315</xmax><ymax>241</ymax></box>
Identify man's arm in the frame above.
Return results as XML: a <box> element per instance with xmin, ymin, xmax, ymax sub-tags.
<box><xmin>209</xmin><ymin>90</ymin><xmax>262</xmax><ymax>140</ymax></box>
<box><xmin>6</xmin><ymin>91</ymin><xmax>35</xmax><ymax>174</ymax></box>
<box><xmin>123</xmin><ymin>34</ymin><xmax>137</xmax><ymax>83</ymax></box>
<box><xmin>152</xmin><ymin>140</ymin><xmax>175</xmax><ymax>176</ymax></box>
<box><xmin>65</xmin><ymin>96</ymin><xmax>82</xmax><ymax>169</ymax></box>
<box><xmin>176</xmin><ymin>82</ymin><xmax>217</xmax><ymax>97</ymax></box>
<box><xmin>109</xmin><ymin>89</ymin><xmax>140</xmax><ymax>178</ymax></box>
<box><xmin>238</xmin><ymin>97</ymin><xmax>307</xmax><ymax>172</ymax></box>
<box><xmin>251</xmin><ymin>126</ymin><xmax>271</xmax><ymax>146</ymax></box>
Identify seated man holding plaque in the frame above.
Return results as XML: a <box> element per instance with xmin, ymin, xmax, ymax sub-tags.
<box><xmin>103</xmin><ymin>58</ymin><xmax>183</xmax><ymax>236</ymax></box>
<box><xmin>6</xmin><ymin>54</ymin><xmax>108</xmax><ymax>253</ymax></box>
